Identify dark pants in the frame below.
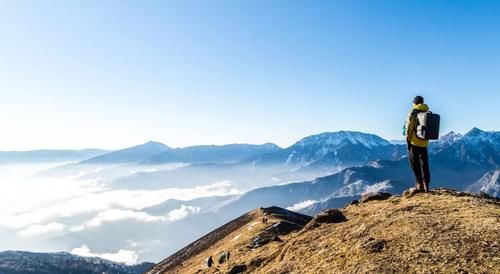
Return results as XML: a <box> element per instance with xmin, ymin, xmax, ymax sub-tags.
<box><xmin>408</xmin><ymin>144</ymin><xmax>430</xmax><ymax>184</ymax></box>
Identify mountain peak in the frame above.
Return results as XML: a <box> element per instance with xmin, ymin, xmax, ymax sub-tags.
<box><xmin>293</xmin><ymin>131</ymin><xmax>390</xmax><ymax>149</ymax></box>
<box><xmin>145</xmin><ymin>140</ymin><xmax>163</xmax><ymax>144</ymax></box>
<box><xmin>462</xmin><ymin>128</ymin><xmax>500</xmax><ymax>147</ymax></box>
<box><xmin>142</xmin><ymin>140</ymin><xmax>171</xmax><ymax>149</ymax></box>
<box><xmin>438</xmin><ymin>131</ymin><xmax>463</xmax><ymax>142</ymax></box>
<box><xmin>466</xmin><ymin>127</ymin><xmax>485</xmax><ymax>136</ymax></box>
<box><xmin>80</xmin><ymin>141</ymin><xmax>171</xmax><ymax>164</ymax></box>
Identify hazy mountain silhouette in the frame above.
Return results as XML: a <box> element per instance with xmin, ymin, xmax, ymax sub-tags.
<box><xmin>0</xmin><ymin>251</ymin><xmax>153</xmax><ymax>274</ymax></box>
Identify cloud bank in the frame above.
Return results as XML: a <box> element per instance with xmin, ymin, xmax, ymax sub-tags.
<box><xmin>70</xmin><ymin>244</ymin><xmax>139</xmax><ymax>265</ymax></box>
<box><xmin>286</xmin><ymin>200</ymin><xmax>317</xmax><ymax>211</ymax></box>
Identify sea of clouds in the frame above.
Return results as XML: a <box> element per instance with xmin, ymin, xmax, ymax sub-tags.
<box><xmin>0</xmin><ymin>162</ymin><xmax>240</xmax><ymax>264</ymax></box>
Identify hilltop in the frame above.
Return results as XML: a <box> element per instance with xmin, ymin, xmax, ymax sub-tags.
<box><xmin>147</xmin><ymin>189</ymin><xmax>499</xmax><ymax>274</ymax></box>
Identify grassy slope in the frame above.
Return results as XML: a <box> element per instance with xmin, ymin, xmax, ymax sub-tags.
<box><xmin>152</xmin><ymin>189</ymin><xmax>500</xmax><ymax>274</ymax></box>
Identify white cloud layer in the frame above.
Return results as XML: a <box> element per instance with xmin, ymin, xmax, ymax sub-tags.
<box><xmin>0</xmin><ymin>163</ymin><xmax>240</xmax><ymax>262</ymax></box>
<box><xmin>70</xmin><ymin>244</ymin><xmax>139</xmax><ymax>265</ymax></box>
<box><xmin>286</xmin><ymin>200</ymin><xmax>318</xmax><ymax>211</ymax></box>
<box><xmin>70</xmin><ymin>205</ymin><xmax>201</xmax><ymax>232</ymax></box>
<box><xmin>363</xmin><ymin>180</ymin><xmax>393</xmax><ymax>194</ymax></box>
<box><xmin>166</xmin><ymin>205</ymin><xmax>201</xmax><ymax>221</ymax></box>
<box><xmin>0</xmin><ymin>176</ymin><xmax>239</xmax><ymax>231</ymax></box>
<box><xmin>84</xmin><ymin>209</ymin><xmax>168</xmax><ymax>228</ymax></box>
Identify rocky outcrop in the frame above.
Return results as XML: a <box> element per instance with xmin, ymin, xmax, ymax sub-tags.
<box><xmin>249</xmin><ymin>220</ymin><xmax>300</xmax><ymax>248</ymax></box>
<box><xmin>360</xmin><ymin>237</ymin><xmax>387</xmax><ymax>253</ymax></box>
<box><xmin>360</xmin><ymin>191</ymin><xmax>392</xmax><ymax>203</ymax></box>
<box><xmin>303</xmin><ymin>208</ymin><xmax>347</xmax><ymax>232</ymax></box>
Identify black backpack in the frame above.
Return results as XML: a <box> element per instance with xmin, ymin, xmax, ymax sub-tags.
<box><xmin>415</xmin><ymin>111</ymin><xmax>440</xmax><ymax>140</ymax></box>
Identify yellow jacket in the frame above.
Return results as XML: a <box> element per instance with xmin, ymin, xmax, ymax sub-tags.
<box><xmin>404</xmin><ymin>103</ymin><xmax>429</xmax><ymax>148</ymax></box>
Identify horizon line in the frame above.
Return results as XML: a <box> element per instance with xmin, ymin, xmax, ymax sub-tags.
<box><xmin>0</xmin><ymin>127</ymin><xmax>496</xmax><ymax>152</ymax></box>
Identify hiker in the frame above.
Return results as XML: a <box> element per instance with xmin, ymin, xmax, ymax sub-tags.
<box><xmin>403</xmin><ymin>96</ymin><xmax>433</xmax><ymax>193</ymax></box>
<box><xmin>206</xmin><ymin>256</ymin><xmax>214</xmax><ymax>268</ymax></box>
<box><xmin>218</xmin><ymin>251</ymin><xmax>230</xmax><ymax>264</ymax></box>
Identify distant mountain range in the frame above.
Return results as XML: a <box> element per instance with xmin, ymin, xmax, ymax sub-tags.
<box><xmin>142</xmin><ymin>143</ymin><xmax>280</xmax><ymax>164</ymax></box>
<box><xmin>36</xmin><ymin>131</ymin><xmax>405</xmax><ymax>168</ymax></box>
<box><xmin>18</xmin><ymin>128</ymin><xmax>500</xmax><ymax>202</ymax></box>
<box><xmin>0</xmin><ymin>251</ymin><xmax>153</xmax><ymax>274</ymax></box>
<box><xmin>79</xmin><ymin>142</ymin><xmax>281</xmax><ymax>165</ymax></box>
<box><xmin>35</xmin><ymin>142</ymin><xmax>283</xmax><ymax>181</ymax></box>
<box><xmin>100</xmin><ymin>131</ymin><xmax>409</xmax><ymax>190</ymax></box>
<box><xmin>34</xmin><ymin>129</ymin><xmax>500</xmax><ymax>197</ymax></box>
<box><xmin>13</xmin><ymin>128</ymin><xmax>500</xmax><ymax>169</ymax></box>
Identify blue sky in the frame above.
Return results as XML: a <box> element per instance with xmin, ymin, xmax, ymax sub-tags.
<box><xmin>1</xmin><ymin>0</ymin><xmax>499</xmax><ymax>150</ymax></box>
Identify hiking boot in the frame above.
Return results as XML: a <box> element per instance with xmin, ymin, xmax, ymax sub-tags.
<box><xmin>403</xmin><ymin>188</ymin><xmax>419</xmax><ymax>198</ymax></box>
<box><xmin>415</xmin><ymin>182</ymin><xmax>425</xmax><ymax>192</ymax></box>
<box><xmin>423</xmin><ymin>181</ymin><xmax>430</xmax><ymax>193</ymax></box>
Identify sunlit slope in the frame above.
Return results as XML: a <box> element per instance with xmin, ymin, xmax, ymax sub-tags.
<box><xmin>149</xmin><ymin>189</ymin><xmax>499</xmax><ymax>274</ymax></box>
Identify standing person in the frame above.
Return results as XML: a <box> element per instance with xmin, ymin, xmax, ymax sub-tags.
<box><xmin>206</xmin><ymin>256</ymin><xmax>213</xmax><ymax>268</ymax></box>
<box><xmin>403</xmin><ymin>96</ymin><xmax>431</xmax><ymax>193</ymax></box>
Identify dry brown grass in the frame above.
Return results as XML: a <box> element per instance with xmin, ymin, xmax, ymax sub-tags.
<box><xmin>150</xmin><ymin>190</ymin><xmax>500</xmax><ymax>274</ymax></box>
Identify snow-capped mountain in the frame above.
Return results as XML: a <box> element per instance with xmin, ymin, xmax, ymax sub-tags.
<box><xmin>246</xmin><ymin>131</ymin><xmax>405</xmax><ymax>170</ymax></box>
<box><xmin>461</xmin><ymin>127</ymin><xmax>500</xmax><ymax>148</ymax></box>
<box><xmin>294</xmin><ymin>131</ymin><xmax>391</xmax><ymax>149</ymax></box>
<box><xmin>432</xmin><ymin>128</ymin><xmax>500</xmax><ymax>178</ymax></box>
<box><xmin>467</xmin><ymin>169</ymin><xmax>500</xmax><ymax>198</ymax></box>
<box><xmin>430</xmin><ymin>131</ymin><xmax>463</xmax><ymax>153</ymax></box>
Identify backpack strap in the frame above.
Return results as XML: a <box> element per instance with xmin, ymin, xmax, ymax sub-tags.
<box><xmin>410</xmin><ymin>109</ymin><xmax>420</xmax><ymax>129</ymax></box>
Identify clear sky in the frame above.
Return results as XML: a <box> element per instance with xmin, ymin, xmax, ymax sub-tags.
<box><xmin>1</xmin><ymin>0</ymin><xmax>499</xmax><ymax>150</ymax></box>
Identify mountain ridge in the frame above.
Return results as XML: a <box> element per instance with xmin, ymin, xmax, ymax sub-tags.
<box><xmin>142</xmin><ymin>143</ymin><xmax>281</xmax><ymax>165</ymax></box>
<box><xmin>80</xmin><ymin>141</ymin><xmax>171</xmax><ymax>164</ymax></box>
